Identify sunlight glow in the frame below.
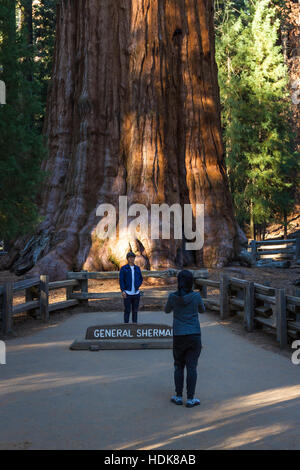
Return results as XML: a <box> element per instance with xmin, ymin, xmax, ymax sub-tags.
<box><xmin>118</xmin><ymin>385</ymin><xmax>300</xmax><ymax>450</ymax></box>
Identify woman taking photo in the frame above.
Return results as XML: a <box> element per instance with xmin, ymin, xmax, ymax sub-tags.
<box><xmin>164</xmin><ymin>270</ymin><xmax>206</xmax><ymax>408</ymax></box>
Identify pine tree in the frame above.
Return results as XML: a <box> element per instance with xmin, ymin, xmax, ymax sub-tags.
<box><xmin>32</xmin><ymin>0</ymin><xmax>57</xmax><ymax>121</ymax></box>
<box><xmin>215</xmin><ymin>0</ymin><xmax>299</xmax><ymax>239</ymax></box>
<box><xmin>0</xmin><ymin>0</ymin><xmax>45</xmax><ymax>243</ymax></box>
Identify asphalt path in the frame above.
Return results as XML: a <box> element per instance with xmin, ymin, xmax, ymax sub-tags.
<box><xmin>0</xmin><ymin>310</ymin><xmax>299</xmax><ymax>450</ymax></box>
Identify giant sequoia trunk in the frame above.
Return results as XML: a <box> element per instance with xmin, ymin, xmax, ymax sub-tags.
<box><xmin>8</xmin><ymin>0</ymin><xmax>244</xmax><ymax>280</ymax></box>
<box><xmin>283</xmin><ymin>0</ymin><xmax>300</xmax><ymax>155</ymax></box>
<box><xmin>281</xmin><ymin>0</ymin><xmax>300</xmax><ymax>206</ymax></box>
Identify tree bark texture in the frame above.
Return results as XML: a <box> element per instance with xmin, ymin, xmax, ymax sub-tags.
<box><xmin>284</xmin><ymin>0</ymin><xmax>300</xmax><ymax>153</ymax></box>
<box><xmin>8</xmin><ymin>0</ymin><xmax>243</xmax><ymax>279</ymax></box>
<box><xmin>284</xmin><ymin>1</ymin><xmax>300</xmax><ymax>204</ymax></box>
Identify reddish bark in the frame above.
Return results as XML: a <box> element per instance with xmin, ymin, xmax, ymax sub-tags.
<box><xmin>8</xmin><ymin>0</ymin><xmax>244</xmax><ymax>280</ymax></box>
<box><xmin>280</xmin><ymin>1</ymin><xmax>300</xmax><ymax>203</ymax></box>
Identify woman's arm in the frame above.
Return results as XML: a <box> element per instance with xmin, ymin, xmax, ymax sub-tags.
<box><xmin>164</xmin><ymin>294</ymin><xmax>173</xmax><ymax>313</ymax></box>
<box><xmin>198</xmin><ymin>294</ymin><xmax>206</xmax><ymax>313</ymax></box>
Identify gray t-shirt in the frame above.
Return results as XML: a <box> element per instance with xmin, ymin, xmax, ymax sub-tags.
<box><xmin>164</xmin><ymin>291</ymin><xmax>206</xmax><ymax>336</ymax></box>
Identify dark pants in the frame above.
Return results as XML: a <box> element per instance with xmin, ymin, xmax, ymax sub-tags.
<box><xmin>173</xmin><ymin>334</ymin><xmax>202</xmax><ymax>399</ymax></box>
<box><xmin>124</xmin><ymin>293</ymin><xmax>140</xmax><ymax>323</ymax></box>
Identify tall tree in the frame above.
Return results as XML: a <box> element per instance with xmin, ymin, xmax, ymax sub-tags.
<box><xmin>33</xmin><ymin>0</ymin><xmax>57</xmax><ymax>121</ymax></box>
<box><xmin>215</xmin><ymin>0</ymin><xmax>299</xmax><ymax>240</ymax></box>
<box><xmin>0</xmin><ymin>0</ymin><xmax>45</xmax><ymax>245</ymax></box>
<box><xmin>278</xmin><ymin>0</ymin><xmax>300</xmax><ymax>205</ymax></box>
<box><xmin>9</xmin><ymin>0</ymin><xmax>242</xmax><ymax>279</ymax></box>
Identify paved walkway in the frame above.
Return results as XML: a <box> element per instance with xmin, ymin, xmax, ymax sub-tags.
<box><xmin>0</xmin><ymin>310</ymin><xmax>299</xmax><ymax>450</ymax></box>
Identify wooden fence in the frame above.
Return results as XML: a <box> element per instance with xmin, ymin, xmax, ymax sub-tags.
<box><xmin>0</xmin><ymin>276</ymin><xmax>80</xmax><ymax>336</ymax></box>
<box><xmin>1</xmin><ymin>269</ymin><xmax>300</xmax><ymax>349</ymax></box>
<box><xmin>195</xmin><ymin>274</ymin><xmax>300</xmax><ymax>348</ymax></box>
<box><xmin>0</xmin><ymin>269</ymin><xmax>207</xmax><ymax>336</ymax></box>
<box><xmin>65</xmin><ymin>269</ymin><xmax>206</xmax><ymax>302</ymax></box>
<box><xmin>248</xmin><ymin>238</ymin><xmax>300</xmax><ymax>264</ymax></box>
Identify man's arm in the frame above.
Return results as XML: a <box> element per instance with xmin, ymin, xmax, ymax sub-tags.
<box><xmin>136</xmin><ymin>266</ymin><xmax>143</xmax><ymax>288</ymax></box>
<box><xmin>139</xmin><ymin>267</ymin><xmax>144</xmax><ymax>287</ymax></box>
<box><xmin>164</xmin><ymin>295</ymin><xmax>173</xmax><ymax>314</ymax></box>
<box><xmin>119</xmin><ymin>268</ymin><xmax>127</xmax><ymax>298</ymax></box>
<box><xmin>119</xmin><ymin>267</ymin><xmax>125</xmax><ymax>292</ymax></box>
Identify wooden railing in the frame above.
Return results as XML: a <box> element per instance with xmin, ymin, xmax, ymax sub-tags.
<box><xmin>65</xmin><ymin>269</ymin><xmax>207</xmax><ymax>303</ymax></box>
<box><xmin>248</xmin><ymin>238</ymin><xmax>300</xmax><ymax>264</ymax></box>
<box><xmin>1</xmin><ymin>269</ymin><xmax>299</xmax><ymax>349</ymax></box>
<box><xmin>0</xmin><ymin>276</ymin><xmax>80</xmax><ymax>336</ymax></box>
<box><xmin>195</xmin><ymin>274</ymin><xmax>300</xmax><ymax>349</ymax></box>
<box><xmin>0</xmin><ymin>269</ymin><xmax>208</xmax><ymax>336</ymax></box>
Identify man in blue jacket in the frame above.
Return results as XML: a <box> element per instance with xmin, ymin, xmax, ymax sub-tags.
<box><xmin>119</xmin><ymin>252</ymin><xmax>143</xmax><ymax>323</ymax></box>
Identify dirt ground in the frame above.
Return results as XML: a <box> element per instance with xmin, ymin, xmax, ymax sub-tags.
<box><xmin>1</xmin><ymin>265</ymin><xmax>300</xmax><ymax>357</ymax></box>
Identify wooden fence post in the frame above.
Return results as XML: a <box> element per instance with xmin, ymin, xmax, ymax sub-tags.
<box><xmin>66</xmin><ymin>285</ymin><xmax>72</xmax><ymax>300</ymax></box>
<box><xmin>66</xmin><ymin>272</ymin><xmax>74</xmax><ymax>301</ymax></box>
<box><xmin>197</xmin><ymin>282</ymin><xmax>207</xmax><ymax>299</ymax></box>
<box><xmin>80</xmin><ymin>270</ymin><xmax>89</xmax><ymax>307</ymax></box>
<box><xmin>220</xmin><ymin>274</ymin><xmax>230</xmax><ymax>320</ymax></box>
<box><xmin>244</xmin><ymin>281</ymin><xmax>255</xmax><ymax>332</ymax></box>
<box><xmin>2</xmin><ymin>282</ymin><xmax>13</xmax><ymax>336</ymax></box>
<box><xmin>250</xmin><ymin>240</ymin><xmax>257</xmax><ymax>265</ymax></box>
<box><xmin>25</xmin><ymin>287</ymin><xmax>33</xmax><ymax>303</ymax></box>
<box><xmin>276</xmin><ymin>288</ymin><xmax>287</xmax><ymax>349</ymax></box>
<box><xmin>40</xmin><ymin>275</ymin><xmax>49</xmax><ymax>322</ymax></box>
<box><xmin>293</xmin><ymin>287</ymin><xmax>300</xmax><ymax>323</ymax></box>
<box><xmin>25</xmin><ymin>286</ymin><xmax>38</xmax><ymax>318</ymax></box>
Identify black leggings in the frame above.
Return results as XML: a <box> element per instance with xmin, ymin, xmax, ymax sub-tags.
<box><xmin>173</xmin><ymin>334</ymin><xmax>202</xmax><ymax>399</ymax></box>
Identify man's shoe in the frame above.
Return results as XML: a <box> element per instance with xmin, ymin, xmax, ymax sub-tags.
<box><xmin>171</xmin><ymin>396</ymin><xmax>183</xmax><ymax>405</ymax></box>
<box><xmin>186</xmin><ymin>398</ymin><xmax>201</xmax><ymax>408</ymax></box>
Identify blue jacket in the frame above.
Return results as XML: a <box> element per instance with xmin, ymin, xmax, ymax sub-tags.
<box><xmin>119</xmin><ymin>264</ymin><xmax>143</xmax><ymax>294</ymax></box>
<box><xmin>164</xmin><ymin>290</ymin><xmax>206</xmax><ymax>336</ymax></box>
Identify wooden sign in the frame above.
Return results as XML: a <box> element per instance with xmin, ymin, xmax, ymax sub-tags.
<box><xmin>70</xmin><ymin>323</ymin><xmax>173</xmax><ymax>350</ymax></box>
<box><xmin>85</xmin><ymin>323</ymin><xmax>173</xmax><ymax>340</ymax></box>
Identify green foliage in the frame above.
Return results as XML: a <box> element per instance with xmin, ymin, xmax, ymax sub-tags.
<box><xmin>0</xmin><ymin>0</ymin><xmax>298</xmax><ymax>245</ymax></box>
<box><xmin>0</xmin><ymin>0</ymin><xmax>45</xmax><ymax>241</ymax></box>
<box><xmin>215</xmin><ymin>0</ymin><xmax>299</xmax><ymax>234</ymax></box>
<box><xmin>33</xmin><ymin>0</ymin><xmax>57</xmax><ymax>122</ymax></box>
